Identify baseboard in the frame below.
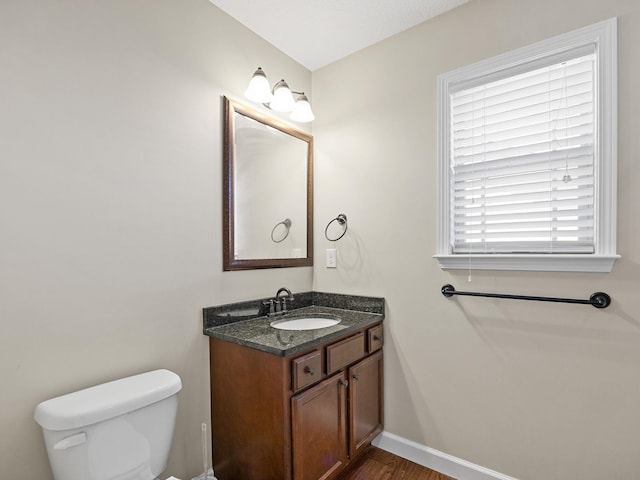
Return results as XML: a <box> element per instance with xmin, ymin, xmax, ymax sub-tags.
<box><xmin>372</xmin><ymin>431</ymin><xmax>519</xmax><ymax>480</ymax></box>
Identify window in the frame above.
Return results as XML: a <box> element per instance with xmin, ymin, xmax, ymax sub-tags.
<box><xmin>435</xmin><ymin>18</ymin><xmax>618</xmax><ymax>272</ymax></box>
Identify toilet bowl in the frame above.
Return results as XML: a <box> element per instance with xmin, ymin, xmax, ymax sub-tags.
<box><xmin>34</xmin><ymin>369</ymin><xmax>182</xmax><ymax>480</ymax></box>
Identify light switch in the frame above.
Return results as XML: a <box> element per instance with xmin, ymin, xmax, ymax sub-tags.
<box><xmin>326</xmin><ymin>248</ymin><xmax>337</xmax><ymax>268</ymax></box>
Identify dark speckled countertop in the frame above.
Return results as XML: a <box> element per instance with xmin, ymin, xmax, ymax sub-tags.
<box><xmin>203</xmin><ymin>292</ymin><xmax>384</xmax><ymax>356</ymax></box>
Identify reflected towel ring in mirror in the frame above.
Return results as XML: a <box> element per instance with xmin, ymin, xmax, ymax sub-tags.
<box><xmin>325</xmin><ymin>214</ymin><xmax>348</xmax><ymax>241</ymax></box>
<box><xmin>271</xmin><ymin>218</ymin><xmax>292</xmax><ymax>243</ymax></box>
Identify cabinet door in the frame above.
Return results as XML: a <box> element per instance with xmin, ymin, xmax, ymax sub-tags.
<box><xmin>349</xmin><ymin>350</ymin><xmax>383</xmax><ymax>458</ymax></box>
<box><xmin>292</xmin><ymin>372</ymin><xmax>348</xmax><ymax>480</ymax></box>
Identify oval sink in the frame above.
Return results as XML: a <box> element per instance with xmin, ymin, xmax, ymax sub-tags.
<box><xmin>270</xmin><ymin>314</ymin><xmax>341</xmax><ymax>331</ymax></box>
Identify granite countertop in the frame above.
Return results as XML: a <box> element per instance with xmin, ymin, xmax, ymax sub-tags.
<box><xmin>203</xmin><ymin>292</ymin><xmax>385</xmax><ymax>356</ymax></box>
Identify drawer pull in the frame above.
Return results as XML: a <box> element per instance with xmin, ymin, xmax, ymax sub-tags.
<box><xmin>303</xmin><ymin>366</ymin><xmax>315</xmax><ymax>375</ymax></box>
<box><xmin>373</xmin><ymin>335</ymin><xmax>381</xmax><ymax>341</ymax></box>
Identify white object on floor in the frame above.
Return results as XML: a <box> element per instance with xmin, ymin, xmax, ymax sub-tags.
<box><xmin>191</xmin><ymin>468</ymin><xmax>216</xmax><ymax>480</ymax></box>
<box><xmin>191</xmin><ymin>423</ymin><xmax>217</xmax><ymax>480</ymax></box>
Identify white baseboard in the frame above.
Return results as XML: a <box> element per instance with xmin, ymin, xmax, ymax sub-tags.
<box><xmin>372</xmin><ymin>431</ymin><xmax>519</xmax><ymax>480</ymax></box>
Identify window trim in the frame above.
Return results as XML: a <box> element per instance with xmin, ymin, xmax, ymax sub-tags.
<box><xmin>434</xmin><ymin>18</ymin><xmax>619</xmax><ymax>273</ymax></box>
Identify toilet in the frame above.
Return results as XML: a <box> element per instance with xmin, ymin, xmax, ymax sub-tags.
<box><xmin>34</xmin><ymin>369</ymin><xmax>182</xmax><ymax>480</ymax></box>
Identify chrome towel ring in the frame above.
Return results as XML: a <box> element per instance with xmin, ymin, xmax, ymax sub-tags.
<box><xmin>271</xmin><ymin>218</ymin><xmax>292</xmax><ymax>243</ymax></box>
<box><xmin>325</xmin><ymin>214</ymin><xmax>348</xmax><ymax>241</ymax></box>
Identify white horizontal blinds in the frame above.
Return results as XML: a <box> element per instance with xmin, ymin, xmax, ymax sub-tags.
<box><xmin>450</xmin><ymin>49</ymin><xmax>596</xmax><ymax>254</ymax></box>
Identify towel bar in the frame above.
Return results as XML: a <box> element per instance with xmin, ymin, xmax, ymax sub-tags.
<box><xmin>441</xmin><ymin>284</ymin><xmax>611</xmax><ymax>309</ymax></box>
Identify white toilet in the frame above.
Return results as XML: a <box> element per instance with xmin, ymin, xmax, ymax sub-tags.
<box><xmin>34</xmin><ymin>369</ymin><xmax>182</xmax><ymax>480</ymax></box>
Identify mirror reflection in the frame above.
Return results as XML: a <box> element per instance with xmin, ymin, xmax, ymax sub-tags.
<box><xmin>223</xmin><ymin>96</ymin><xmax>313</xmax><ymax>270</ymax></box>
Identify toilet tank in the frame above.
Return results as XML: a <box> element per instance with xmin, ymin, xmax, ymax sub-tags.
<box><xmin>34</xmin><ymin>369</ymin><xmax>182</xmax><ymax>480</ymax></box>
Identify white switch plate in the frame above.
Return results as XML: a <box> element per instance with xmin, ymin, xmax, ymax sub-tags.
<box><xmin>326</xmin><ymin>248</ymin><xmax>337</xmax><ymax>268</ymax></box>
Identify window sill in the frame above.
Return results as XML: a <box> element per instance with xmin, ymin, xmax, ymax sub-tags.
<box><xmin>433</xmin><ymin>254</ymin><xmax>620</xmax><ymax>273</ymax></box>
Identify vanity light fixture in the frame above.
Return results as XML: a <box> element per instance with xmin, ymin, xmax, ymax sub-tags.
<box><xmin>244</xmin><ymin>67</ymin><xmax>315</xmax><ymax>123</ymax></box>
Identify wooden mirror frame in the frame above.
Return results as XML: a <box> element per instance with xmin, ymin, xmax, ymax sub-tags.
<box><xmin>222</xmin><ymin>96</ymin><xmax>313</xmax><ymax>270</ymax></box>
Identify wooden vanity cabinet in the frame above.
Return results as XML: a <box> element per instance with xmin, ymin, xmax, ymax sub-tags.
<box><xmin>209</xmin><ymin>322</ymin><xmax>383</xmax><ymax>480</ymax></box>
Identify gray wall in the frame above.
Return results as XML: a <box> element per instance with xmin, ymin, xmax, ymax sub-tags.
<box><xmin>0</xmin><ymin>1</ymin><xmax>312</xmax><ymax>478</ymax></box>
<box><xmin>313</xmin><ymin>0</ymin><xmax>640</xmax><ymax>479</ymax></box>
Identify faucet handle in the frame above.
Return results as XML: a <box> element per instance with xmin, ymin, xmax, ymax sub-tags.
<box><xmin>262</xmin><ymin>299</ymin><xmax>276</xmax><ymax>316</ymax></box>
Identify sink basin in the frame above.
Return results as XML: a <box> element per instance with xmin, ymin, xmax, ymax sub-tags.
<box><xmin>270</xmin><ymin>314</ymin><xmax>341</xmax><ymax>331</ymax></box>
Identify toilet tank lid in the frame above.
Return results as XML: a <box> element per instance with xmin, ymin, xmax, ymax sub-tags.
<box><xmin>34</xmin><ymin>369</ymin><xmax>182</xmax><ymax>431</ymax></box>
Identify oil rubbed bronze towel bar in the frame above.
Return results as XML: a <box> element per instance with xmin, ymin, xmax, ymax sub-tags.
<box><xmin>441</xmin><ymin>284</ymin><xmax>611</xmax><ymax>309</ymax></box>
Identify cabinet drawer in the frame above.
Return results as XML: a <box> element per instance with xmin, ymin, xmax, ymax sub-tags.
<box><xmin>326</xmin><ymin>332</ymin><xmax>365</xmax><ymax>374</ymax></box>
<box><xmin>292</xmin><ymin>350</ymin><xmax>322</xmax><ymax>392</ymax></box>
<box><xmin>368</xmin><ymin>325</ymin><xmax>383</xmax><ymax>353</ymax></box>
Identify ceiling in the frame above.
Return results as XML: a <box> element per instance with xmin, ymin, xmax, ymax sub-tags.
<box><xmin>209</xmin><ymin>0</ymin><xmax>470</xmax><ymax>71</ymax></box>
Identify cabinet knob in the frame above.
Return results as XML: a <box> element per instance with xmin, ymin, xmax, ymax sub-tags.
<box><xmin>338</xmin><ymin>379</ymin><xmax>349</xmax><ymax>388</ymax></box>
<box><xmin>373</xmin><ymin>335</ymin><xmax>381</xmax><ymax>341</ymax></box>
<box><xmin>303</xmin><ymin>366</ymin><xmax>314</xmax><ymax>375</ymax></box>
<box><xmin>352</xmin><ymin>374</ymin><xmax>359</xmax><ymax>381</ymax></box>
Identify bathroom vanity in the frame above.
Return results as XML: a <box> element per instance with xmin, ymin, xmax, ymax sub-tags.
<box><xmin>203</xmin><ymin>292</ymin><xmax>384</xmax><ymax>480</ymax></box>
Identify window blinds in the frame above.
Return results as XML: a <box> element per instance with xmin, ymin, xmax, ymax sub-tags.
<box><xmin>449</xmin><ymin>49</ymin><xmax>596</xmax><ymax>254</ymax></box>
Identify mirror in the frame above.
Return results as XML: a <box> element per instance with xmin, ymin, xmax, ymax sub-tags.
<box><xmin>223</xmin><ymin>96</ymin><xmax>313</xmax><ymax>270</ymax></box>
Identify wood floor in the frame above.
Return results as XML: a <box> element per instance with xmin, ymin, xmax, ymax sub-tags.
<box><xmin>337</xmin><ymin>447</ymin><xmax>456</xmax><ymax>480</ymax></box>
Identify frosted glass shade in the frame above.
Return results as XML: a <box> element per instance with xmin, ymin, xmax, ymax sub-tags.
<box><xmin>269</xmin><ymin>80</ymin><xmax>295</xmax><ymax>112</ymax></box>
<box><xmin>244</xmin><ymin>68</ymin><xmax>273</xmax><ymax>104</ymax></box>
<box><xmin>290</xmin><ymin>95</ymin><xmax>315</xmax><ymax>122</ymax></box>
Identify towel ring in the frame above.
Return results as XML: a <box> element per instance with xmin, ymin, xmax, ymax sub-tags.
<box><xmin>324</xmin><ymin>214</ymin><xmax>348</xmax><ymax>241</ymax></box>
<box><xmin>271</xmin><ymin>218</ymin><xmax>292</xmax><ymax>243</ymax></box>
